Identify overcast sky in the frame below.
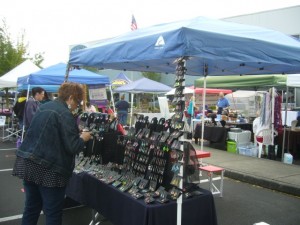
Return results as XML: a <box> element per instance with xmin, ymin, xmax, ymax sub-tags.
<box><xmin>1</xmin><ymin>0</ymin><xmax>299</xmax><ymax>67</ymax></box>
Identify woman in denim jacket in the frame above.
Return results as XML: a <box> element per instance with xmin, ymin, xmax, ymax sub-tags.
<box><xmin>12</xmin><ymin>82</ymin><xmax>92</xmax><ymax>225</ymax></box>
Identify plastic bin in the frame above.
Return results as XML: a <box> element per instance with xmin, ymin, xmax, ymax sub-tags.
<box><xmin>228</xmin><ymin>130</ymin><xmax>251</xmax><ymax>144</ymax></box>
<box><xmin>283</xmin><ymin>153</ymin><xmax>293</xmax><ymax>164</ymax></box>
<box><xmin>238</xmin><ymin>143</ymin><xmax>258</xmax><ymax>157</ymax></box>
<box><xmin>227</xmin><ymin>141</ymin><xmax>237</xmax><ymax>153</ymax></box>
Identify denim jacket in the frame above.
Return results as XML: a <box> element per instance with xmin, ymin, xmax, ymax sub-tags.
<box><xmin>16</xmin><ymin>99</ymin><xmax>85</xmax><ymax>178</ymax></box>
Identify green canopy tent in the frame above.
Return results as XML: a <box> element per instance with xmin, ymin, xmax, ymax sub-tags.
<box><xmin>194</xmin><ymin>75</ymin><xmax>287</xmax><ymax>90</ymax></box>
<box><xmin>195</xmin><ymin>74</ymin><xmax>289</xmax><ymax>160</ymax></box>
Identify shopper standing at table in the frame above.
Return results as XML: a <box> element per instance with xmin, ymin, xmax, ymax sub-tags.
<box><xmin>216</xmin><ymin>92</ymin><xmax>230</xmax><ymax>115</ymax></box>
<box><xmin>13</xmin><ymin>90</ymin><xmax>28</xmax><ymax>128</ymax></box>
<box><xmin>23</xmin><ymin>87</ymin><xmax>45</xmax><ymax>130</ymax></box>
<box><xmin>40</xmin><ymin>90</ymin><xmax>52</xmax><ymax>104</ymax></box>
<box><xmin>85</xmin><ymin>101</ymin><xmax>97</xmax><ymax>113</ymax></box>
<box><xmin>187</xmin><ymin>96</ymin><xmax>195</xmax><ymax>125</ymax></box>
<box><xmin>12</xmin><ymin>82</ymin><xmax>92</xmax><ymax>225</ymax></box>
<box><xmin>115</xmin><ymin>94</ymin><xmax>130</xmax><ymax>125</ymax></box>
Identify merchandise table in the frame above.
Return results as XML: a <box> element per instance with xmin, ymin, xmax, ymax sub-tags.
<box><xmin>194</xmin><ymin>125</ymin><xmax>229</xmax><ymax>150</ymax></box>
<box><xmin>226</xmin><ymin>122</ymin><xmax>253</xmax><ymax>133</ymax></box>
<box><xmin>66</xmin><ymin>172</ymin><xmax>218</xmax><ymax>225</ymax></box>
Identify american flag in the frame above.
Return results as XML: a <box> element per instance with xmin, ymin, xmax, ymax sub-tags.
<box><xmin>131</xmin><ymin>15</ymin><xmax>138</xmax><ymax>31</ymax></box>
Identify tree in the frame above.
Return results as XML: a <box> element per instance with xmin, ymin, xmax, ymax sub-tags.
<box><xmin>0</xmin><ymin>19</ymin><xmax>44</xmax><ymax>77</ymax></box>
<box><xmin>0</xmin><ymin>19</ymin><xmax>44</xmax><ymax>108</ymax></box>
<box><xmin>142</xmin><ymin>71</ymin><xmax>161</xmax><ymax>82</ymax></box>
<box><xmin>30</xmin><ymin>52</ymin><xmax>44</xmax><ymax>68</ymax></box>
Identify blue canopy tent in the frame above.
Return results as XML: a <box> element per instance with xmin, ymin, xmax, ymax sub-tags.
<box><xmin>17</xmin><ymin>62</ymin><xmax>111</xmax><ymax>141</ymax></box>
<box><xmin>17</xmin><ymin>62</ymin><xmax>110</xmax><ymax>91</ymax></box>
<box><xmin>69</xmin><ymin>16</ymin><xmax>300</xmax><ymax>76</ymax></box>
<box><xmin>68</xmin><ymin>16</ymin><xmax>300</xmax><ymax>225</ymax></box>
<box><xmin>114</xmin><ymin>77</ymin><xmax>172</xmax><ymax>125</ymax></box>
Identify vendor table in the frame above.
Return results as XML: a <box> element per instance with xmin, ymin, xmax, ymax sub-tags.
<box><xmin>66</xmin><ymin>172</ymin><xmax>218</xmax><ymax>225</ymax></box>
<box><xmin>226</xmin><ymin>122</ymin><xmax>253</xmax><ymax>133</ymax></box>
<box><xmin>194</xmin><ymin>125</ymin><xmax>229</xmax><ymax>150</ymax></box>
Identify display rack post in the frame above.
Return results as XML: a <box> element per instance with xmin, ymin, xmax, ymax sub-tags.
<box><xmin>173</xmin><ymin>57</ymin><xmax>190</xmax><ymax>225</ymax></box>
<box><xmin>176</xmin><ymin>141</ymin><xmax>184</xmax><ymax>225</ymax></box>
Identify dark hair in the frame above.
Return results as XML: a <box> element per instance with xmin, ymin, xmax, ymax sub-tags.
<box><xmin>58</xmin><ymin>82</ymin><xmax>84</xmax><ymax>104</ymax></box>
<box><xmin>32</xmin><ymin>87</ymin><xmax>44</xmax><ymax>96</ymax></box>
<box><xmin>43</xmin><ymin>91</ymin><xmax>49</xmax><ymax>100</ymax></box>
<box><xmin>19</xmin><ymin>90</ymin><xmax>28</xmax><ymax>97</ymax></box>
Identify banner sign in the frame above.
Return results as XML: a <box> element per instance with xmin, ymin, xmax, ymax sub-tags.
<box><xmin>88</xmin><ymin>85</ymin><xmax>107</xmax><ymax>107</ymax></box>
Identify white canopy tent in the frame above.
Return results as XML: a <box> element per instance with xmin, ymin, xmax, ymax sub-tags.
<box><xmin>0</xmin><ymin>59</ymin><xmax>40</xmax><ymax>88</ymax></box>
<box><xmin>165</xmin><ymin>87</ymin><xmax>194</xmax><ymax>95</ymax></box>
<box><xmin>225</xmin><ymin>90</ymin><xmax>262</xmax><ymax>118</ymax></box>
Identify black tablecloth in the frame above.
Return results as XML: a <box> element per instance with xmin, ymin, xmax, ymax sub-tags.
<box><xmin>278</xmin><ymin>129</ymin><xmax>300</xmax><ymax>159</ymax></box>
<box><xmin>194</xmin><ymin>125</ymin><xmax>228</xmax><ymax>150</ymax></box>
<box><xmin>226</xmin><ymin>122</ymin><xmax>253</xmax><ymax>133</ymax></box>
<box><xmin>66</xmin><ymin>172</ymin><xmax>218</xmax><ymax>225</ymax></box>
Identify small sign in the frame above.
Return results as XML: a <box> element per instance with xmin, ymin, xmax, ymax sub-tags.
<box><xmin>88</xmin><ymin>85</ymin><xmax>107</xmax><ymax>101</ymax></box>
<box><xmin>0</xmin><ymin>116</ymin><xmax>6</xmax><ymax>126</ymax></box>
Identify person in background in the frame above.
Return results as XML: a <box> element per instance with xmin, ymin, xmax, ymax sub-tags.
<box><xmin>216</xmin><ymin>92</ymin><xmax>230</xmax><ymax>115</ymax></box>
<box><xmin>187</xmin><ymin>96</ymin><xmax>195</xmax><ymax>125</ymax></box>
<box><xmin>40</xmin><ymin>90</ymin><xmax>52</xmax><ymax>104</ymax></box>
<box><xmin>85</xmin><ymin>102</ymin><xmax>97</xmax><ymax>113</ymax></box>
<box><xmin>13</xmin><ymin>90</ymin><xmax>27</xmax><ymax>128</ymax></box>
<box><xmin>12</xmin><ymin>82</ymin><xmax>91</xmax><ymax>225</ymax></box>
<box><xmin>105</xmin><ymin>100</ymin><xmax>115</xmax><ymax>120</ymax></box>
<box><xmin>23</xmin><ymin>87</ymin><xmax>45</xmax><ymax>130</ymax></box>
<box><xmin>115</xmin><ymin>95</ymin><xmax>130</xmax><ymax>125</ymax></box>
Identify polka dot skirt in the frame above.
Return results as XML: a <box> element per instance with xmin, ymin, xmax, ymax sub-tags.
<box><xmin>12</xmin><ymin>156</ymin><xmax>68</xmax><ymax>187</ymax></box>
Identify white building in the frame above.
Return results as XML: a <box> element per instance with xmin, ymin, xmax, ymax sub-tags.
<box><xmin>222</xmin><ymin>5</ymin><xmax>300</xmax><ymax>39</ymax></box>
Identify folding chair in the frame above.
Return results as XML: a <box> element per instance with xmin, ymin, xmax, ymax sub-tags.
<box><xmin>255</xmin><ymin>129</ymin><xmax>277</xmax><ymax>158</ymax></box>
<box><xmin>1</xmin><ymin>116</ymin><xmax>22</xmax><ymax>142</ymax></box>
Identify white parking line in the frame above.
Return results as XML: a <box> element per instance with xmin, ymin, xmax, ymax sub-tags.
<box><xmin>0</xmin><ymin>148</ymin><xmax>17</xmax><ymax>151</ymax></box>
<box><xmin>0</xmin><ymin>206</ymin><xmax>82</xmax><ymax>222</ymax></box>
<box><xmin>0</xmin><ymin>168</ymin><xmax>13</xmax><ymax>172</ymax></box>
<box><xmin>0</xmin><ymin>214</ymin><xmax>23</xmax><ymax>222</ymax></box>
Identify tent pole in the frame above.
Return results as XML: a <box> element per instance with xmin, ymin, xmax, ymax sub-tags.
<box><xmin>109</xmin><ymin>85</ymin><xmax>116</xmax><ymax>113</ymax></box>
<box><xmin>64</xmin><ymin>63</ymin><xmax>71</xmax><ymax>82</ymax></box>
<box><xmin>231</xmin><ymin>92</ymin><xmax>238</xmax><ymax>112</ymax></box>
<box><xmin>271</xmin><ymin>87</ymin><xmax>275</xmax><ymax>146</ymax></box>
<box><xmin>21</xmin><ymin>84</ymin><xmax>31</xmax><ymax>142</ymax></box>
<box><xmin>281</xmin><ymin>86</ymin><xmax>288</xmax><ymax>161</ymax></box>
<box><xmin>200</xmin><ymin>65</ymin><xmax>208</xmax><ymax>151</ymax></box>
<box><xmin>191</xmin><ymin>87</ymin><xmax>195</xmax><ymax>133</ymax></box>
<box><xmin>129</xmin><ymin>93</ymin><xmax>134</xmax><ymax>127</ymax></box>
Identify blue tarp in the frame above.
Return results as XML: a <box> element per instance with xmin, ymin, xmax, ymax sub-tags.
<box><xmin>17</xmin><ymin>63</ymin><xmax>110</xmax><ymax>91</ymax></box>
<box><xmin>69</xmin><ymin>16</ymin><xmax>300</xmax><ymax>76</ymax></box>
<box><xmin>114</xmin><ymin>77</ymin><xmax>172</xmax><ymax>93</ymax></box>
